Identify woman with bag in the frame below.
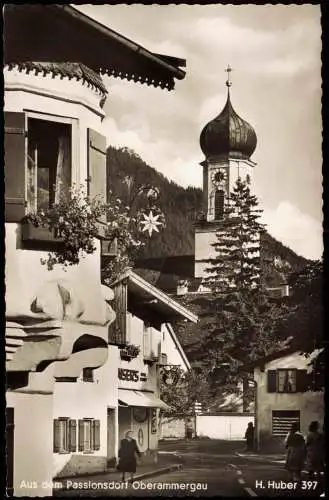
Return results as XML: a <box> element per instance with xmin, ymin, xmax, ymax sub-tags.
<box><xmin>284</xmin><ymin>422</ymin><xmax>306</xmax><ymax>482</ymax></box>
<box><xmin>117</xmin><ymin>430</ymin><xmax>141</xmax><ymax>483</ymax></box>
<box><xmin>306</xmin><ymin>421</ymin><xmax>324</xmax><ymax>478</ymax></box>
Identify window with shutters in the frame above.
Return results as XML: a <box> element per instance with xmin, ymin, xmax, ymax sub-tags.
<box><xmin>53</xmin><ymin>418</ymin><xmax>76</xmax><ymax>454</ymax></box>
<box><xmin>267</xmin><ymin>369</ymin><xmax>309</xmax><ymax>393</ymax></box>
<box><xmin>27</xmin><ymin>118</ymin><xmax>72</xmax><ymax>213</ymax></box>
<box><xmin>78</xmin><ymin>419</ymin><xmax>100</xmax><ymax>453</ymax></box>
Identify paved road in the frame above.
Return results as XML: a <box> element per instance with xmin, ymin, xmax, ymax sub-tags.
<box><xmin>56</xmin><ymin>440</ymin><xmax>325</xmax><ymax>497</ymax></box>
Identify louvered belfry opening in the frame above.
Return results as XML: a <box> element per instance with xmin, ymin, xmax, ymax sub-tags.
<box><xmin>214</xmin><ymin>190</ymin><xmax>225</xmax><ymax>220</ymax></box>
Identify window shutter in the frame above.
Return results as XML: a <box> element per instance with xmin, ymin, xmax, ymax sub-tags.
<box><xmin>87</xmin><ymin>129</ymin><xmax>107</xmax><ymax>222</ymax></box>
<box><xmin>53</xmin><ymin>419</ymin><xmax>61</xmax><ymax>453</ymax></box>
<box><xmin>296</xmin><ymin>369</ymin><xmax>310</xmax><ymax>393</ymax></box>
<box><xmin>4</xmin><ymin>111</ymin><xmax>26</xmax><ymax>222</ymax></box>
<box><xmin>69</xmin><ymin>419</ymin><xmax>77</xmax><ymax>452</ymax></box>
<box><xmin>93</xmin><ymin>420</ymin><xmax>100</xmax><ymax>451</ymax></box>
<box><xmin>78</xmin><ymin>420</ymin><xmax>84</xmax><ymax>451</ymax></box>
<box><xmin>109</xmin><ymin>281</ymin><xmax>127</xmax><ymax>345</ymax></box>
<box><xmin>267</xmin><ymin>370</ymin><xmax>277</xmax><ymax>393</ymax></box>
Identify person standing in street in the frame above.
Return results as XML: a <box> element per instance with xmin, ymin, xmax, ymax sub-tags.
<box><xmin>306</xmin><ymin>421</ymin><xmax>324</xmax><ymax>478</ymax></box>
<box><xmin>117</xmin><ymin>430</ymin><xmax>141</xmax><ymax>483</ymax></box>
<box><xmin>245</xmin><ymin>422</ymin><xmax>254</xmax><ymax>451</ymax></box>
<box><xmin>284</xmin><ymin>422</ymin><xmax>306</xmax><ymax>483</ymax></box>
<box><xmin>186</xmin><ymin>419</ymin><xmax>193</xmax><ymax>440</ymax></box>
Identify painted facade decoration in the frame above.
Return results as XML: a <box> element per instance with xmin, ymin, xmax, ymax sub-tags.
<box><xmin>4</xmin><ymin>4</ymin><xmax>186</xmax><ymax>497</ymax></box>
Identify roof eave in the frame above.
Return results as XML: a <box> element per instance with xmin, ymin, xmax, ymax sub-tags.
<box><xmin>62</xmin><ymin>5</ymin><xmax>186</xmax><ymax>84</ymax></box>
<box><xmin>110</xmin><ymin>270</ymin><xmax>198</xmax><ymax>323</ymax></box>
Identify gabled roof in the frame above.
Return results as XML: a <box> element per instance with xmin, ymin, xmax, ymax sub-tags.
<box><xmin>4</xmin><ymin>4</ymin><xmax>186</xmax><ymax>90</ymax></box>
<box><xmin>110</xmin><ymin>269</ymin><xmax>198</xmax><ymax>323</ymax></box>
<box><xmin>164</xmin><ymin>323</ymin><xmax>191</xmax><ymax>371</ymax></box>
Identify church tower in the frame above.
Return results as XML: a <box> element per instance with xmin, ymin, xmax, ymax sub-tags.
<box><xmin>195</xmin><ymin>67</ymin><xmax>258</xmax><ymax>279</ymax></box>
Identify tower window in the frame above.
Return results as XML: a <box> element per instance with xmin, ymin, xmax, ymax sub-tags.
<box><xmin>214</xmin><ymin>190</ymin><xmax>224</xmax><ymax>220</ymax></box>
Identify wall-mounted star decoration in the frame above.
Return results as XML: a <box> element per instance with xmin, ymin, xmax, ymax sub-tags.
<box><xmin>140</xmin><ymin>211</ymin><xmax>163</xmax><ymax>237</ymax></box>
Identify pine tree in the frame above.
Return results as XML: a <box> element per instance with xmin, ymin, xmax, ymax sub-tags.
<box><xmin>199</xmin><ymin>177</ymin><xmax>283</xmax><ymax>409</ymax></box>
<box><xmin>205</xmin><ymin>176</ymin><xmax>264</xmax><ymax>294</ymax></box>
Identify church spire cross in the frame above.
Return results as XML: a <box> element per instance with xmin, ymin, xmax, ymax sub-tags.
<box><xmin>225</xmin><ymin>65</ymin><xmax>233</xmax><ymax>88</ymax></box>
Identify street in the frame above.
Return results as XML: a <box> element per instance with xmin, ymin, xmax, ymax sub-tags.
<box><xmin>56</xmin><ymin>440</ymin><xmax>325</xmax><ymax>497</ymax></box>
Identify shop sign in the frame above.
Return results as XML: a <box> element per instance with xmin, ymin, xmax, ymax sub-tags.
<box><xmin>151</xmin><ymin>408</ymin><xmax>157</xmax><ymax>434</ymax></box>
<box><xmin>118</xmin><ymin>368</ymin><xmax>147</xmax><ymax>382</ymax></box>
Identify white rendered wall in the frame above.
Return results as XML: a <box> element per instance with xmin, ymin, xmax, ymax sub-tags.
<box><xmin>6</xmin><ymin>391</ymin><xmax>54</xmax><ymax>497</ymax></box>
<box><xmin>254</xmin><ymin>351</ymin><xmax>324</xmax><ymax>449</ymax></box>
<box><xmin>53</xmin><ymin>346</ymin><xmax>119</xmax><ymax>477</ymax></box>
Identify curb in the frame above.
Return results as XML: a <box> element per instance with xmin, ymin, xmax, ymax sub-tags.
<box><xmin>132</xmin><ymin>463</ymin><xmax>183</xmax><ymax>481</ymax></box>
<box><xmin>235</xmin><ymin>452</ymin><xmax>285</xmax><ymax>463</ymax></box>
<box><xmin>56</xmin><ymin>463</ymin><xmax>183</xmax><ymax>487</ymax></box>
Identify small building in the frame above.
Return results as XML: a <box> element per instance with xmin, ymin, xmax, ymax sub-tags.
<box><xmin>4</xmin><ymin>4</ymin><xmax>186</xmax><ymax>497</ymax></box>
<box><xmin>109</xmin><ymin>270</ymin><xmax>197</xmax><ymax>461</ymax></box>
<box><xmin>252</xmin><ymin>347</ymin><xmax>324</xmax><ymax>452</ymax></box>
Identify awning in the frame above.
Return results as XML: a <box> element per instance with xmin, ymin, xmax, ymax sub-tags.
<box><xmin>118</xmin><ymin>389</ymin><xmax>170</xmax><ymax>410</ymax></box>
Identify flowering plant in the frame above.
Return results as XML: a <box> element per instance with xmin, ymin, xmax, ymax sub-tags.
<box><xmin>120</xmin><ymin>343</ymin><xmax>141</xmax><ymax>360</ymax></box>
<box><xmin>24</xmin><ymin>185</ymin><xmax>106</xmax><ymax>270</ymax></box>
<box><xmin>24</xmin><ymin>181</ymin><xmax>165</xmax><ymax>276</ymax></box>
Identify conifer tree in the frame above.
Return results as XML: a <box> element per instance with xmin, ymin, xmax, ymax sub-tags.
<box><xmin>199</xmin><ymin>177</ymin><xmax>282</xmax><ymax>407</ymax></box>
<box><xmin>205</xmin><ymin>176</ymin><xmax>264</xmax><ymax>294</ymax></box>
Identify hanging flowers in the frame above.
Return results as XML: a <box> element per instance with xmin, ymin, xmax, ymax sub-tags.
<box><xmin>24</xmin><ymin>179</ymin><xmax>165</xmax><ymax>277</ymax></box>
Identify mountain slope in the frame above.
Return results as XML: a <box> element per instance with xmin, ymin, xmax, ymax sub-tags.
<box><xmin>107</xmin><ymin>146</ymin><xmax>309</xmax><ymax>281</ymax></box>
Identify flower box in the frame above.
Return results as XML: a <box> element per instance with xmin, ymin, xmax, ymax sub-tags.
<box><xmin>120</xmin><ymin>344</ymin><xmax>140</xmax><ymax>361</ymax></box>
<box><xmin>21</xmin><ymin>222</ymin><xmax>64</xmax><ymax>248</ymax></box>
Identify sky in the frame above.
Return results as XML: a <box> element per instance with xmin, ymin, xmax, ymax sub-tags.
<box><xmin>76</xmin><ymin>4</ymin><xmax>322</xmax><ymax>260</ymax></box>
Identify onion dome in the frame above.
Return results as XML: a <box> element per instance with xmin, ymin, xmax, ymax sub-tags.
<box><xmin>200</xmin><ymin>68</ymin><xmax>257</xmax><ymax>161</ymax></box>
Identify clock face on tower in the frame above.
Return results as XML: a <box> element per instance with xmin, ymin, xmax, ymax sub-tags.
<box><xmin>211</xmin><ymin>168</ymin><xmax>227</xmax><ymax>187</ymax></box>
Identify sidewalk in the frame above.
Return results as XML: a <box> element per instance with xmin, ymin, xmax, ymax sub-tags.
<box><xmin>235</xmin><ymin>450</ymin><xmax>325</xmax><ymax>477</ymax></box>
<box><xmin>54</xmin><ymin>452</ymin><xmax>183</xmax><ymax>491</ymax></box>
<box><xmin>235</xmin><ymin>450</ymin><xmax>285</xmax><ymax>464</ymax></box>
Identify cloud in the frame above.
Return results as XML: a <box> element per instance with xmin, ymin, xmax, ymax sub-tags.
<box><xmin>78</xmin><ymin>4</ymin><xmax>322</xmax><ymax>261</ymax></box>
<box><xmin>261</xmin><ymin>201</ymin><xmax>323</xmax><ymax>260</ymax></box>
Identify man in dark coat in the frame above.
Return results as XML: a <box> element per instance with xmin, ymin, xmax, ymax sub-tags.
<box><xmin>117</xmin><ymin>430</ymin><xmax>141</xmax><ymax>482</ymax></box>
<box><xmin>245</xmin><ymin>422</ymin><xmax>254</xmax><ymax>451</ymax></box>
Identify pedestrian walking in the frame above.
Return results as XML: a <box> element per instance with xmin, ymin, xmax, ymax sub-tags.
<box><xmin>186</xmin><ymin>419</ymin><xmax>193</xmax><ymax>440</ymax></box>
<box><xmin>284</xmin><ymin>422</ymin><xmax>306</xmax><ymax>482</ymax></box>
<box><xmin>117</xmin><ymin>430</ymin><xmax>141</xmax><ymax>483</ymax></box>
<box><xmin>245</xmin><ymin>422</ymin><xmax>254</xmax><ymax>452</ymax></box>
<box><xmin>306</xmin><ymin>421</ymin><xmax>324</xmax><ymax>478</ymax></box>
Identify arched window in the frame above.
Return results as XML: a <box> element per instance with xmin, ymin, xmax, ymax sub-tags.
<box><xmin>214</xmin><ymin>190</ymin><xmax>224</xmax><ymax>220</ymax></box>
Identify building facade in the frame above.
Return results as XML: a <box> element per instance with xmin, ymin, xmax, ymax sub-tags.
<box><xmin>253</xmin><ymin>348</ymin><xmax>324</xmax><ymax>452</ymax></box>
<box><xmin>109</xmin><ymin>270</ymin><xmax>197</xmax><ymax>461</ymax></box>
<box><xmin>4</xmin><ymin>4</ymin><xmax>186</xmax><ymax>497</ymax></box>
